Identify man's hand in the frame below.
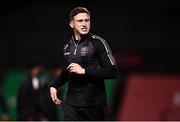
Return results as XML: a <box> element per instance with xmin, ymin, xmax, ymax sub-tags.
<box><xmin>50</xmin><ymin>87</ymin><xmax>62</xmax><ymax>105</ymax></box>
<box><xmin>67</xmin><ymin>63</ymin><xmax>85</xmax><ymax>75</ymax></box>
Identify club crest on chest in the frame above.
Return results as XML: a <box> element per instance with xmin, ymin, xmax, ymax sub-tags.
<box><xmin>80</xmin><ymin>46</ymin><xmax>88</xmax><ymax>56</ymax></box>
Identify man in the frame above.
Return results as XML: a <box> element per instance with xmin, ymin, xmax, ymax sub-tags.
<box><xmin>49</xmin><ymin>7</ymin><xmax>118</xmax><ymax>120</ymax></box>
<box><xmin>17</xmin><ymin>60</ymin><xmax>48</xmax><ymax>121</ymax></box>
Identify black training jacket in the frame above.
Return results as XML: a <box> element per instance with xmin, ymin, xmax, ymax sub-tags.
<box><xmin>49</xmin><ymin>33</ymin><xmax>118</xmax><ymax>107</ymax></box>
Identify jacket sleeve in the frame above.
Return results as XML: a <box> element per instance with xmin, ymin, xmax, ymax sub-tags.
<box><xmin>85</xmin><ymin>37</ymin><xmax>118</xmax><ymax>79</ymax></box>
<box><xmin>48</xmin><ymin>68</ymin><xmax>68</xmax><ymax>89</ymax></box>
<box><xmin>48</xmin><ymin>41</ymin><xmax>68</xmax><ymax>89</ymax></box>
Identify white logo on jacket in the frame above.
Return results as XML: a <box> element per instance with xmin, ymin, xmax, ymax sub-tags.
<box><xmin>64</xmin><ymin>52</ymin><xmax>70</xmax><ymax>55</ymax></box>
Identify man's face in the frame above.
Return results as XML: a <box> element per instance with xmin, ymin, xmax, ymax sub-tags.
<box><xmin>70</xmin><ymin>13</ymin><xmax>90</xmax><ymax>35</ymax></box>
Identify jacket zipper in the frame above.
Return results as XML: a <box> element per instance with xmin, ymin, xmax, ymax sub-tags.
<box><xmin>73</xmin><ymin>37</ymin><xmax>80</xmax><ymax>55</ymax></box>
<box><xmin>74</xmin><ymin>45</ymin><xmax>78</xmax><ymax>55</ymax></box>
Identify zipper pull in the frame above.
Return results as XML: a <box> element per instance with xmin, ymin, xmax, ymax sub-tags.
<box><xmin>74</xmin><ymin>48</ymin><xmax>77</xmax><ymax>55</ymax></box>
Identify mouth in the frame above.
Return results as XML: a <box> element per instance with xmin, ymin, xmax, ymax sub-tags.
<box><xmin>81</xmin><ymin>28</ymin><xmax>87</xmax><ymax>31</ymax></box>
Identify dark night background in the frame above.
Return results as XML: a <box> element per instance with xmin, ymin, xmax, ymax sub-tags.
<box><xmin>0</xmin><ymin>0</ymin><xmax>179</xmax><ymax>72</ymax></box>
<box><xmin>0</xmin><ymin>0</ymin><xmax>180</xmax><ymax>121</ymax></box>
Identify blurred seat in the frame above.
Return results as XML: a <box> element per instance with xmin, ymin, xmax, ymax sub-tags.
<box><xmin>116</xmin><ymin>73</ymin><xmax>180</xmax><ymax>121</ymax></box>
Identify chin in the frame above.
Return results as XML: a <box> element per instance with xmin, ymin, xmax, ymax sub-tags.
<box><xmin>81</xmin><ymin>32</ymin><xmax>89</xmax><ymax>35</ymax></box>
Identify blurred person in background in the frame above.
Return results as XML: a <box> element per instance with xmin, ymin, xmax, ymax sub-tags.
<box><xmin>49</xmin><ymin>7</ymin><xmax>118</xmax><ymax>121</ymax></box>
<box><xmin>17</xmin><ymin>60</ymin><xmax>48</xmax><ymax>121</ymax></box>
<box><xmin>0</xmin><ymin>73</ymin><xmax>9</xmax><ymax>121</ymax></box>
<box><xmin>0</xmin><ymin>89</ymin><xmax>9</xmax><ymax>121</ymax></box>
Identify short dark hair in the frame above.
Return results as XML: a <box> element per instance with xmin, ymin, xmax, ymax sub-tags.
<box><xmin>69</xmin><ymin>7</ymin><xmax>90</xmax><ymax>21</ymax></box>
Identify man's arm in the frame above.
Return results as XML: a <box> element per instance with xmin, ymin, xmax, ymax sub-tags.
<box><xmin>48</xmin><ymin>68</ymin><xmax>68</xmax><ymax>89</ymax></box>
<box><xmin>48</xmin><ymin>68</ymin><xmax>68</xmax><ymax>105</ymax></box>
<box><xmin>85</xmin><ymin>37</ymin><xmax>118</xmax><ymax>79</ymax></box>
<box><xmin>49</xmin><ymin>41</ymin><xmax>69</xmax><ymax>105</ymax></box>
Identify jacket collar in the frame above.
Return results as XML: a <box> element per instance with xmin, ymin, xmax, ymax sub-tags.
<box><xmin>71</xmin><ymin>33</ymin><xmax>91</xmax><ymax>44</ymax></box>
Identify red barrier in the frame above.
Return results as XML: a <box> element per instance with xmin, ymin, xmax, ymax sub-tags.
<box><xmin>117</xmin><ymin>74</ymin><xmax>180</xmax><ymax>121</ymax></box>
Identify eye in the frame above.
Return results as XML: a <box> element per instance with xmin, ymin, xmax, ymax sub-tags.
<box><xmin>77</xmin><ymin>19</ymin><xmax>83</xmax><ymax>22</ymax></box>
<box><xmin>85</xmin><ymin>19</ymin><xmax>89</xmax><ymax>22</ymax></box>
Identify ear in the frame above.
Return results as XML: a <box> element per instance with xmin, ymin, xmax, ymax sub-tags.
<box><xmin>69</xmin><ymin>21</ymin><xmax>74</xmax><ymax>29</ymax></box>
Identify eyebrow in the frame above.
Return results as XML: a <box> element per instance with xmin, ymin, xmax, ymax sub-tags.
<box><xmin>76</xmin><ymin>18</ymin><xmax>90</xmax><ymax>21</ymax></box>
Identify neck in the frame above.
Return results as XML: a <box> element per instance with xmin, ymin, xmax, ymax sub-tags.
<box><xmin>74</xmin><ymin>31</ymin><xmax>81</xmax><ymax>41</ymax></box>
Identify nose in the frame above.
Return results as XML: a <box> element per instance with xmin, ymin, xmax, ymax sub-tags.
<box><xmin>82</xmin><ymin>20</ymin><xmax>86</xmax><ymax>26</ymax></box>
